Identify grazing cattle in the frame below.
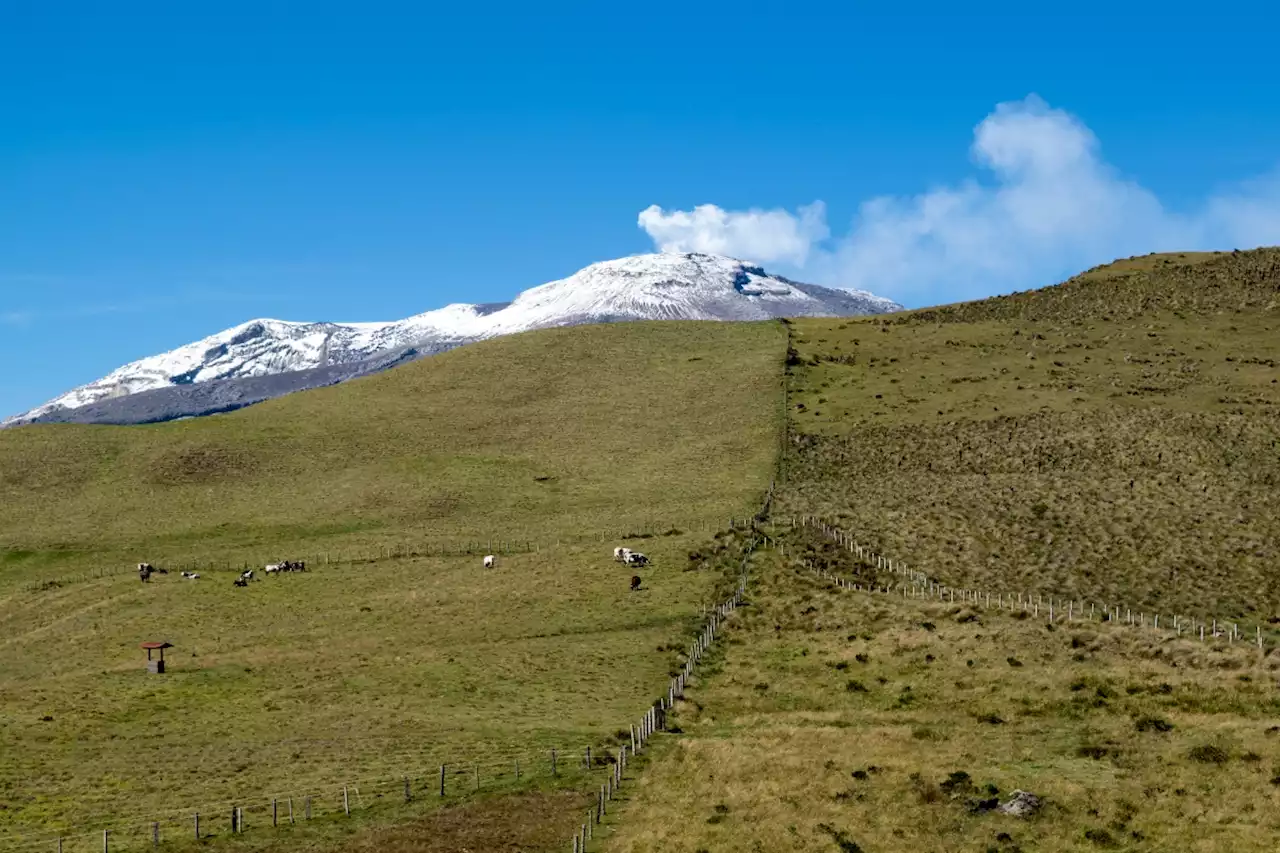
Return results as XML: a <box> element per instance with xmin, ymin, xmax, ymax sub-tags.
<box><xmin>180</xmin><ymin>571</ymin><xmax>200</xmax><ymax>580</ymax></box>
<box><xmin>630</xmin><ymin>575</ymin><xmax>642</xmax><ymax>591</ymax></box>
<box><xmin>613</xmin><ymin>547</ymin><xmax>630</xmax><ymax>561</ymax></box>
<box><xmin>265</xmin><ymin>563</ymin><xmax>283</xmax><ymax>574</ymax></box>
<box><xmin>232</xmin><ymin>578</ymin><xmax>248</xmax><ymax>588</ymax></box>
<box><xmin>483</xmin><ymin>555</ymin><xmax>495</xmax><ymax>569</ymax></box>
<box><xmin>624</xmin><ymin>552</ymin><xmax>649</xmax><ymax>567</ymax></box>
<box><xmin>138</xmin><ymin>563</ymin><xmax>153</xmax><ymax>583</ymax></box>
<box><xmin>240</xmin><ymin>570</ymin><xmax>254</xmax><ymax>582</ymax></box>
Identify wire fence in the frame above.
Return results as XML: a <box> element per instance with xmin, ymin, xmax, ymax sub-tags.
<box><xmin>565</xmin><ymin>481</ymin><xmax>771</xmax><ymax>853</ymax></box>
<box><xmin>1</xmin><ymin>746</ymin><xmax>607</xmax><ymax>853</ymax></box>
<box><xmin>1</xmin><ymin>493</ymin><xmax>775</xmax><ymax>853</ymax></box>
<box><xmin>788</xmin><ymin>514</ymin><xmax>1279</xmax><ymax>652</ymax></box>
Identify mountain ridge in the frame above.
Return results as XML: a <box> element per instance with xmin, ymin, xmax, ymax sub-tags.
<box><xmin>5</xmin><ymin>252</ymin><xmax>901</xmax><ymax>426</ymax></box>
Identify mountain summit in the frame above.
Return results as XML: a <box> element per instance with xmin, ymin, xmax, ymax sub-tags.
<box><xmin>6</xmin><ymin>253</ymin><xmax>901</xmax><ymax>426</ymax></box>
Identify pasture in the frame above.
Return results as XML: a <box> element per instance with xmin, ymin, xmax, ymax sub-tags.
<box><xmin>778</xmin><ymin>282</ymin><xmax>1280</xmax><ymax>619</ymax></box>
<box><xmin>600</xmin><ymin>541</ymin><xmax>1280</xmax><ymax>853</ymax></box>
<box><xmin>0</xmin><ymin>320</ymin><xmax>785</xmax><ymax>850</ymax></box>
<box><xmin>0</xmin><ymin>534</ymin><xmax>729</xmax><ymax>847</ymax></box>
<box><xmin>0</xmin><ymin>320</ymin><xmax>786</xmax><ymax>591</ymax></box>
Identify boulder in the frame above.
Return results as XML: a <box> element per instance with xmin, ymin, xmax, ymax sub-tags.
<box><xmin>998</xmin><ymin>790</ymin><xmax>1041</xmax><ymax>817</ymax></box>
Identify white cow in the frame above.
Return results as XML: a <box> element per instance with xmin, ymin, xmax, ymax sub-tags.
<box><xmin>240</xmin><ymin>570</ymin><xmax>254</xmax><ymax>581</ymax></box>
<box><xmin>265</xmin><ymin>563</ymin><xmax>283</xmax><ymax>574</ymax></box>
<box><xmin>181</xmin><ymin>571</ymin><xmax>200</xmax><ymax>580</ymax></box>
<box><xmin>483</xmin><ymin>555</ymin><xmax>496</xmax><ymax>568</ymax></box>
<box><xmin>614</xmin><ymin>547</ymin><xmax>632</xmax><ymax>562</ymax></box>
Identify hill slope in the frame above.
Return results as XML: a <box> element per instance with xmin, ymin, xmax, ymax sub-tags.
<box><xmin>7</xmin><ymin>252</ymin><xmax>897</xmax><ymax>426</ymax></box>
<box><xmin>592</xmin><ymin>249</ymin><xmax>1280</xmax><ymax>853</ymax></box>
<box><xmin>0</xmin><ymin>319</ymin><xmax>784</xmax><ymax>849</ymax></box>
<box><xmin>0</xmin><ymin>320</ymin><xmax>785</xmax><ymax>589</ymax></box>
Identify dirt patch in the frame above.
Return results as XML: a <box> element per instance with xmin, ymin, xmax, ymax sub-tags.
<box><xmin>333</xmin><ymin>791</ymin><xmax>589</xmax><ymax>853</ymax></box>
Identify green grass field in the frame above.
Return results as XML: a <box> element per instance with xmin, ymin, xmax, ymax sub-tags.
<box><xmin>599</xmin><ymin>539</ymin><xmax>1280</xmax><ymax>852</ymax></box>
<box><xmin>0</xmin><ymin>321</ymin><xmax>785</xmax><ymax>851</ymax></box>
<box><xmin>0</xmin><ymin>320</ymin><xmax>784</xmax><ymax>590</ymax></box>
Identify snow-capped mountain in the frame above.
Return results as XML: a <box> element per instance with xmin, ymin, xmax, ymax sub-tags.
<box><xmin>5</xmin><ymin>253</ymin><xmax>901</xmax><ymax>426</ymax></box>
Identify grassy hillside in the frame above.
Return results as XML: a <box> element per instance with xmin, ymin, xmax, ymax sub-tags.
<box><xmin>601</xmin><ymin>540</ymin><xmax>1280</xmax><ymax>852</ymax></box>
<box><xmin>0</xmin><ymin>321</ymin><xmax>785</xmax><ymax>849</ymax></box>
<box><xmin>894</xmin><ymin>248</ymin><xmax>1279</xmax><ymax>325</ymax></box>
<box><xmin>0</xmin><ymin>320</ymin><xmax>785</xmax><ymax>590</ymax></box>
<box><xmin>777</xmin><ymin>248</ymin><xmax>1280</xmax><ymax>619</ymax></box>
<box><xmin>588</xmin><ymin>249</ymin><xmax>1280</xmax><ymax>853</ymax></box>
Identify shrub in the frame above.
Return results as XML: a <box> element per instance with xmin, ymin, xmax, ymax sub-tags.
<box><xmin>846</xmin><ymin>680</ymin><xmax>868</xmax><ymax>693</ymax></box>
<box><xmin>939</xmin><ymin>770</ymin><xmax>974</xmax><ymax>796</ymax></box>
<box><xmin>1084</xmin><ymin>828</ymin><xmax>1117</xmax><ymax>847</ymax></box>
<box><xmin>1135</xmin><ymin>716</ymin><xmax>1174</xmax><ymax>733</ymax></box>
<box><xmin>1189</xmin><ymin>744</ymin><xmax>1229</xmax><ymax>764</ymax></box>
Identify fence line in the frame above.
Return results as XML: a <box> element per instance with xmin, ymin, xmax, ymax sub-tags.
<box><xmin>1</xmin><ymin>499</ymin><xmax>776</xmax><ymax>852</ymax></box>
<box><xmin>567</xmin><ymin>479</ymin><xmax>773</xmax><ymax>852</ymax></box>
<box><xmin>0</xmin><ymin>743</ymin><xmax>620</xmax><ymax>852</ymax></box>
<box><xmin>790</xmin><ymin>514</ymin><xmax>1275</xmax><ymax>653</ymax></box>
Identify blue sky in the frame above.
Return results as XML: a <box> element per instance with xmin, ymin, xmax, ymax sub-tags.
<box><xmin>3</xmin><ymin>1</ymin><xmax>1279</xmax><ymax>417</ymax></box>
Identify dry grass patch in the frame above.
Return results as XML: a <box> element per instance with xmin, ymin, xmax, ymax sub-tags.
<box><xmin>600</xmin><ymin>548</ymin><xmax>1280</xmax><ymax>852</ymax></box>
<box><xmin>779</xmin><ymin>294</ymin><xmax>1280</xmax><ymax>618</ymax></box>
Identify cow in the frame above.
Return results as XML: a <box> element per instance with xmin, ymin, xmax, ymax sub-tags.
<box><xmin>483</xmin><ymin>555</ymin><xmax>495</xmax><ymax>569</ymax></box>
<box><xmin>240</xmin><ymin>570</ymin><xmax>254</xmax><ymax>582</ymax></box>
<box><xmin>630</xmin><ymin>575</ymin><xmax>642</xmax><ymax>591</ymax></box>
<box><xmin>613</xmin><ymin>547</ymin><xmax>631</xmax><ymax>561</ymax></box>
<box><xmin>232</xmin><ymin>578</ymin><xmax>248</xmax><ymax>588</ymax></box>
<box><xmin>180</xmin><ymin>571</ymin><xmax>200</xmax><ymax>580</ymax></box>
<box><xmin>625</xmin><ymin>552</ymin><xmax>649</xmax><ymax>567</ymax></box>
<box><xmin>138</xmin><ymin>563</ymin><xmax>153</xmax><ymax>583</ymax></box>
<box><xmin>265</xmin><ymin>563</ymin><xmax>283</xmax><ymax>574</ymax></box>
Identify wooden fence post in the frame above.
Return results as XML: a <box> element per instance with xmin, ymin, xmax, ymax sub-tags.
<box><xmin>152</xmin><ymin>822</ymin><xmax>159</xmax><ymax>847</ymax></box>
<box><xmin>289</xmin><ymin>798</ymin><xmax>294</xmax><ymax>824</ymax></box>
<box><xmin>305</xmin><ymin>796</ymin><xmax>312</xmax><ymax>820</ymax></box>
<box><xmin>343</xmin><ymin>786</ymin><xmax>350</xmax><ymax>816</ymax></box>
<box><xmin>552</xmin><ymin>749</ymin><xmax>558</xmax><ymax>777</ymax></box>
<box><xmin>404</xmin><ymin>776</ymin><xmax>411</xmax><ymax>802</ymax></box>
<box><xmin>103</xmin><ymin>830</ymin><xmax>109</xmax><ymax>853</ymax></box>
<box><xmin>194</xmin><ymin>813</ymin><xmax>199</xmax><ymax>839</ymax></box>
<box><xmin>273</xmin><ymin>799</ymin><xmax>278</xmax><ymax>827</ymax></box>
<box><xmin>440</xmin><ymin>765</ymin><xmax>446</xmax><ymax>796</ymax></box>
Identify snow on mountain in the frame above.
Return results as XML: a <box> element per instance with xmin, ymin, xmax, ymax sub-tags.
<box><xmin>5</xmin><ymin>253</ymin><xmax>901</xmax><ymax>426</ymax></box>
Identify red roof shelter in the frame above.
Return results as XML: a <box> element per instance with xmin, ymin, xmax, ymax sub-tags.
<box><xmin>140</xmin><ymin>641</ymin><xmax>173</xmax><ymax>674</ymax></box>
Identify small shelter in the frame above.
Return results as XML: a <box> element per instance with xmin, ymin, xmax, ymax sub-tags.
<box><xmin>140</xmin><ymin>641</ymin><xmax>173</xmax><ymax>674</ymax></box>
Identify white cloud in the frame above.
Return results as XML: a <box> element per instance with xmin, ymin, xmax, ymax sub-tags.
<box><xmin>637</xmin><ymin>201</ymin><xmax>829</xmax><ymax>266</ymax></box>
<box><xmin>637</xmin><ymin>95</ymin><xmax>1280</xmax><ymax>307</ymax></box>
